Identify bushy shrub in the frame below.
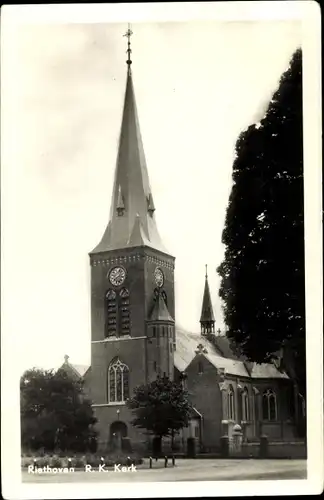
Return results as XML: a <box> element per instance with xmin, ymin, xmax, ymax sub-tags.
<box><xmin>21</xmin><ymin>451</ymin><xmax>143</xmax><ymax>469</ymax></box>
<box><xmin>49</xmin><ymin>455</ymin><xmax>61</xmax><ymax>467</ymax></box>
<box><xmin>72</xmin><ymin>456</ymin><xmax>86</xmax><ymax>468</ymax></box>
<box><xmin>33</xmin><ymin>457</ymin><xmax>46</xmax><ymax>468</ymax></box>
<box><xmin>59</xmin><ymin>457</ymin><xmax>70</xmax><ymax>468</ymax></box>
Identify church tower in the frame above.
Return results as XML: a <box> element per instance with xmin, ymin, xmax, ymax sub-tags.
<box><xmin>200</xmin><ymin>265</ymin><xmax>215</xmax><ymax>335</ymax></box>
<box><xmin>88</xmin><ymin>27</ymin><xmax>175</xmax><ymax>448</ymax></box>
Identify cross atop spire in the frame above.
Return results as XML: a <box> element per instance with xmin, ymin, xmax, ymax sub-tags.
<box><xmin>90</xmin><ymin>26</ymin><xmax>169</xmax><ymax>257</ymax></box>
<box><xmin>123</xmin><ymin>23</ymin><xmax>133</xmax><ymax>70</ymax></box>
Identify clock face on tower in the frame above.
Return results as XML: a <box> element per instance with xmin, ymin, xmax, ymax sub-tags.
<box><xmin>154</xmin><ymin>267</ymin><xmax>164</xmax><ymax>288</ymax></box>
<box><xmin>109</xmin><ymin>266</ymin><xmax>126</xmax><ymax>287</ymax></box>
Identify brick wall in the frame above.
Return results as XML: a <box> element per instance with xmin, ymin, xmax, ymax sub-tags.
<box><xmin>185</xmin><ymin>356</ymin><xmax>222</xmax><ymax>450</ymax></box>
<box><xmin>89</xmin><ymin>246</ymin><xmax>175</xmax><ymax>448</ymax></box>
<box><xmin>241</xmin><ymin>441</ymin><xmax>306</xmax><ymax>459</ymax></box>
<box><xmin>93</xmin><ymin>404</ymin><xmax>148</xmax><ymax>451</ymax></box>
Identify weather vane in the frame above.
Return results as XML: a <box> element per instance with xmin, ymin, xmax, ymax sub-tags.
<box><xmin>123</xmin><ymin>23</ymin><xmax>133</xmax><ymax>67</ymax></box>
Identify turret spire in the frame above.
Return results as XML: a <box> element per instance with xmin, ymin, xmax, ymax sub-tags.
<box><xmin>200</xmin><ymin>265</ymin><xmax>215</xmax><ymax>335</ymax></box>
<box><xmin>90</xmin><ymin>26</ymin><xmax>168</xmax><ymax>256</ymax></box>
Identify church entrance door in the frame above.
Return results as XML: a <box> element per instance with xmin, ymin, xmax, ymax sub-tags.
<box><xmin>110</xmin><ymin>421</ymin><xmax>127</xmax><ymax>451</ymax></box>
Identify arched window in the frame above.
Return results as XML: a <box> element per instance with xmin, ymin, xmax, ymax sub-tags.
<box><xmin>119</xmin><ymin>288</ymin><xmax>130</xmax><ymax>336</ymax></box>
<box><xmin>228</xmin><ymin>385</ymin><xmax>235</xmax><ymax>420</ymax></box>
<box><xmin>242</xmin><ymin>387</ymin><xmax>250</xmax><ymax>421</ymax></box>
<box><xmin>262</xmin><ymin>389</ymin><xmax>277</xmax><ymax>421</ymax></box>
<box><xmin>105</xmin><ymin>289</ymin><xmax>117</xmax><ymax>337</ymax></box>
<box><xmin>108</xmin><ymin>358</ymin><xmax>129</xmax><ymax>403</ymax></box>
<box><xmin>253</xmin><ymin>387</ymin><xmax>259</xmax><ymax>421</ymax></box>
<box><xmin>105</xmin><ymin>288</ymin><xmax>130</xmax><ymax>338</ymax></box>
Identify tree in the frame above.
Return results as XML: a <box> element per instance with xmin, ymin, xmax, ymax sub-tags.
<box><xmin>217</xmin><ymin>48</ymin><xmax>305</xmax><ymax>396</ymax></box>
<box><xmin>127</xmin><ymin>375</ymin><xmax>193</xmax><ymax>451</ymax></box>
<box><xmin>20</xmin><ymin>368</ymin><xmax>97</xmax><ymax>452</ymax></box>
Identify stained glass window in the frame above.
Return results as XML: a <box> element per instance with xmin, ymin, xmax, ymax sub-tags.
<box><xmin>108</xmin><ymin>358</ymin><xmax>130</xmax><ymax>403</ymax></box>
<box><xmin>116</xmin><ymin>369</ymin><xmax>122</xmax><ymax>401</ymax></box>
<box><xmin>262</xmin><ymin>389</ymin><xmax>277</xmax><ymax>421</ymax></box>
<box><xmin>123</xmin><ymin>369</ymin><xmax>129</xmax><ymax>400</ymax></box>
<box><xmin>242</xmin><ymin>387</ymin><xmax>250</xmax><ymax>421</ymax></box>
<box><xmin>109</xmin><ymin>371</ymin><xmax>116</xmax><ymax>401</ymax></box>
<box><xmin>228</xmin><ymin>385</ymin><xmax>235</xmax><ymax>420</ymax></box>
<box><xmin>269</xmin><ymin>392</ymin><xmax>277</xmax><ymax>420</ymax></box>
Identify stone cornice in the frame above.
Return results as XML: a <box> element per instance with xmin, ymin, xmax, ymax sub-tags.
<box><xmin>92</xmin><ymin>335</ymin><xmax>147</xmax><ymax>344</ymax></box>
<box><xmin>90</xmin><ymin>252</ymin><xmax>175</xmax><ymax>270</ymax></box>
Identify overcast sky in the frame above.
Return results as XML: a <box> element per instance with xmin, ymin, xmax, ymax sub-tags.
<box><xmin>2</xmin><ymin>16</ymin><xmax>302</xmax><ymax>372</ymax></box>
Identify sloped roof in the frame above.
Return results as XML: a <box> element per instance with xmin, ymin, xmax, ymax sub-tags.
<box><xmin>61</xmin><ymin>360</ymin><xmax>90</xmax><ymax>379</ymax></box>
<box><xmin>174</xmin><ymin>328</ymin><xmax>288</xmax><ymax>379</ymax></box>
<box><xmin>174</xmin><ymin>327</ymin><xmax>211</xmax><ymax>372</ymax></box>
<box><xmin>71</xmin><ymin>364</ymin><xmax>90</xmax><ymax>377</ymax></box>
<box><xmin>250</xmin><ymin>362</ymin><xmax>288</xmax><ymax>379</ymax></box>
<box><xmin>174</xmin><ymin>328</ymin><xmax>248</xmax><ymax>376</ymax></box>
<box><xmin>149</xmin><ymin>293</ymin><xmax>174</xmax><ymax>322</ymax></box>
<box><xmin>212</xmin><ymin>335</ymin><xmax>241</xmax><ymax>360</ymax></box>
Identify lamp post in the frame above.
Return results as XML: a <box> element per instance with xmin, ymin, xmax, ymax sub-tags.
<box><xmin>116</xmin><ymin>409</ymin><xmax>121</xmax><ymax>451</ymax></box>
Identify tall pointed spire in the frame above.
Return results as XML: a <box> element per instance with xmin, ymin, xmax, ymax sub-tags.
<box><xmin>200</xmin><ymin>265</ymin><xmax>215</xmax><ymax>335</ymax></box>
<box><xmin>90</xmin><ymin>26</ymin><xmax>168</xmax><ymax>255</ymax></box>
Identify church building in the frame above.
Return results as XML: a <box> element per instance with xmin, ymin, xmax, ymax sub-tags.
<box><xmin>61</xmin><ymin>29</ymin><xmax>305</xmax><ymax>453</ymax></box>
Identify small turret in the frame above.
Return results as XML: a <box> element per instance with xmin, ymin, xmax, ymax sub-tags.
<box><xmin>147</xmin><ymin>290</ymin><xmax>175</xmax><ymax>380</ymax></box>
<box><xmin>200</xmin><ymin>265</ymin><xmax>215</xmax><ymax>335</ymax></box>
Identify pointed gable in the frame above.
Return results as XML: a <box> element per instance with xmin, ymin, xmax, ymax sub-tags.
<box><xmin>90</xmin><ymin>66</ymin><xmax>168</xmax><ymax>255</ymax></box>
<box><xmin>59</xmin><ymin>355</ymin><xmax>90</xmax><ymax>380</ymax></box>
<box><xmin>149</xmin><ymin>293</ymin><xmax>174</xmax><ymax>323</ymax></box>
<box><xmin>127</xmin><ymin>214</ymin><xmax>150</xmax><ymax>247</ymax></box>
